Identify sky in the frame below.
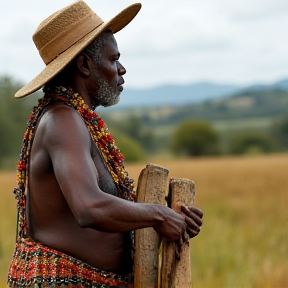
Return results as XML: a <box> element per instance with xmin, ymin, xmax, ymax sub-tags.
<box><xmin>0</xmin><ymin>0</ymin><xmax>288</xmax><ymax>89</ymax></box>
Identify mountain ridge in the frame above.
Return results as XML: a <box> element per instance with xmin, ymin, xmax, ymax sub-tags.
<box><xmin>106</xmin><ymin>78</ymin><xmax>288</xmax><ymax>111</ymax></box>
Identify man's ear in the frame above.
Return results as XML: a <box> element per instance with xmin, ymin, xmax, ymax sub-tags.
<box><xmin>76</xmin><ymin>53</ymin><xmax>90</xmax><ymax>76</ymax></box>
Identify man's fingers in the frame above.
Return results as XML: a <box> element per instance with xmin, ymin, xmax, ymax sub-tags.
<box><xmin>182</xmin><ymin>205</ymin><xmax>203</xmax><ymax>218</ymax></box>
<box><xmin>184</xmin><ymin>216</ymin><xmax>201</xmax><ymax>232</ymax></box>
<box><xmin>181</xmin><ymin>205</ymin><xmax>203</xmax><ymax>226</ymax></box>
<box><xmin>185</xmin><ymin>226</ymin><xmax>200</xmax><ymax>238</ymax></box>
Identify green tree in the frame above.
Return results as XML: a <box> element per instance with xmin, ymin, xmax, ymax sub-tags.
<box><xmin>110</xmin><ymin>129</ymin><xmax>146</xmax><ymax>162</ymax></box>
<box><xmin>104</xmin><ymin>115</ymin><xmax>156</xmax><ymax>153</ymax></box>
<box><xmin>271</xmin><ymin>115</ymin><xmax>288</xmax><ymax>150</ymax></box>
<box><xmin>229</xmin><ymin>132</ymin><xmax>275</xmax><ymax>154</ymax></box>
<box><xmin>171</xmin><ymin>120</ymin><xmax>219</xmax><ymax>156</ymax></box>
<box><xmin>0</xmin><ymin>75</ymin><xmax>41</xmax><ymax>166</ymax></box>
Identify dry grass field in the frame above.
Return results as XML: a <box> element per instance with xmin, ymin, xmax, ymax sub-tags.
<box><xmin>1</xmin><ymin>154</ymin><xmax>287</xmax><ymax>287</ymax></box>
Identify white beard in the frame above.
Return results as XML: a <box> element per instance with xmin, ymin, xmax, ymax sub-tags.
<box><xmin>96</xmin><ymin>75</ymin><xmax>120</xmax><ymax>108</ymax></box>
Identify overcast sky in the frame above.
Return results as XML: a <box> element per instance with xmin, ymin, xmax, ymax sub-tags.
<box><xmin>0</xmin><ymin>0</ymin><xmax>287</xmax><ymax>89</ymax></box>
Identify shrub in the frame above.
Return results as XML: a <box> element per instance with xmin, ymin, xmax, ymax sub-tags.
<box><xmin>171</xmin><ymin>120</ymin><xmax>219</xmax><ymax>156</ymax></box>
<box><xmin>229</xmin><ymin>132</ymin><xmax>275</xmax><ymax>154</ymax></box>
<box><xmin>271</xmin><ymin>115</ymin><xmax>288</xmax><ymax>150</ymax></box>
<box><xmin>110</xmin><ymin>129</ymin><xmax>146</xmax><ymax>162</ymax></box>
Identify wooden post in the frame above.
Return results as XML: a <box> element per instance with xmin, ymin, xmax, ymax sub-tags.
<box><xmin>161</xmin><ymin>178</ymin><xmax>196</xmax><ymax>288</ymax></box>
<box><xmin>134</xmin><ymin>164</ymin><xmax>169</xmax><ymax>288</ymax></box>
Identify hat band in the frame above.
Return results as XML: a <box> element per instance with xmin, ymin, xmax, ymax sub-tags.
<box><xmin>39</xmin><ymin>12</ymin><xmax>104</xmax><ymax>65</ymax></box>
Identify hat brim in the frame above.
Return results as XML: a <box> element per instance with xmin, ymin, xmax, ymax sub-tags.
<box><xmin>15</xmin><ymin>3</ymin><xmax>141</xmax><ymax>98</ymax></box>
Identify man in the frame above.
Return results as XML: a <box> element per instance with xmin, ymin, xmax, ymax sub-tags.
<box><xmin>8</xmin><ymin>1</ymin><xmax>203</xmax><ymax>288</ymax></box>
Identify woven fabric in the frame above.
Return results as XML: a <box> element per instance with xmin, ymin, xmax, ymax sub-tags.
<box><xmin>7</xmin><ymin>237</ymin><xmax>133</xmax><ymax>288</ymax></box>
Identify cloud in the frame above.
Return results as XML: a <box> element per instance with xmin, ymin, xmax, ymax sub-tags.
<box><xmin>0</xmin><ymin>0</ymin><xmax>287</xmax><ymax>88</ymax></box>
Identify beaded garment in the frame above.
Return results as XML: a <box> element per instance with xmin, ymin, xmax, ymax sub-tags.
<box><xmin>7</xmin><ymin>87</ymin><xmax>136</xmax><ymax>288</ymax></box>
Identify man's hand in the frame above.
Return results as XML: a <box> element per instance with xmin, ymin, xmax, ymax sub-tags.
<box><xmin>177</xmin><ymin>205</ymin><xmax>203</xmax><ymax>258</ymax></box>
<box><xmin>152</xmin><ymin>205</ymin><xmax>203</xmax><ymax>243</ymax></box>
<box><xmin>181</xmin><ymin>205</ymin><xmax>203</xmax><ymax>240</ymax></box>
<box><xmin>152</xmin><ymin>205</ymin><xmax>203</xmax><ymax>259</ymax></box>
<box><xmin>152</xmin><ymin>206</ymin><xmax>189</xmax><ymax>242</ymax></box>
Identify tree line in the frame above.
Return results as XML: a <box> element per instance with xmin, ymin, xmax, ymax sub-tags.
<box><xmin>1</xmin><ymin>75</ymin><xmax>288</xmax><ymax>168</ymax></box>
<box><xmin>0</xmin><ymin>76</ymin><xmax>40</xmax><ymax>168</ymax></box>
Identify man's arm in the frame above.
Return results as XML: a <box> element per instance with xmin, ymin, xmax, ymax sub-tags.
<box><xmin>42</xmin><ymin>105</ymin><xmax>202</xmax><ymax>242</ymax></box>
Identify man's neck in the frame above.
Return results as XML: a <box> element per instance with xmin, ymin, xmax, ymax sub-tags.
<box><xmin>70</xmin><ymin>83</ymin><xmax>94</xmax><ymax>110</ymax></box>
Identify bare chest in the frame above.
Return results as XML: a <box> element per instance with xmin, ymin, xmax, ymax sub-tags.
<box><xmin>90</xmin><ymin>140</ymin><xmax>119</xmax><ymax>197</ymax></box>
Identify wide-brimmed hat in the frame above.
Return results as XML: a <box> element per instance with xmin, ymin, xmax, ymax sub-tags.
<box><xmin>15</xmin><ymin>1</ymin><xmax>141</xmax><ymax>98</ymax></box>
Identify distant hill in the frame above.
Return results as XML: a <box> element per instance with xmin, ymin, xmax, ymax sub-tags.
<box><xmin>103</xmin><ymin>84</ymin><xmax>288</xmax><ymax>126</ymax></box>
<box><xmin>237</xmin><ymin>79</ymin><xmax>288</xmax><ymax>94</ymax></box>
<box><xmin>113</xmin><ymin>82</ymin><xmax>241</xmax><ymax>109</ymax></box>
<box><xmin>106</xmin><ymin>78</ymin><xmax>288</xmax><ymax>110</ymax></box>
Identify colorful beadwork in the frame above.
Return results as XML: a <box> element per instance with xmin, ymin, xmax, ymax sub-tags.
<box><xmin>8</xmin><ymin>238</ymin><xmax>133</xmax><ymax>288</ymax></box>
<box><xmin>7</xmin><ymin>86</ymin><xmax>136</xmax><ymax>288</ymax></box>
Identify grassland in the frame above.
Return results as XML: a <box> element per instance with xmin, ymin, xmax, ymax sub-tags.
<box><xmin>1</xmin><ymin>154</ymin><xmax>288</xmax><ymax>287</ymax></box>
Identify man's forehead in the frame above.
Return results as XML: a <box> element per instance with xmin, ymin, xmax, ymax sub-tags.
<box><xmin>102</xmin><ymin>33</ymin><xmax>119</xmax><ymax>54</ymax></box>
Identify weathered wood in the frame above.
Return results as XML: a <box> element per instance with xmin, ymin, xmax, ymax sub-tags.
<box><xmin>161</xmin><ymin>178</ymin><xmax>196</xmax><ymax>288</ymax></box>
<box><xmin>134</xmin><ymin>163</ymin><xmax>169</xmax><ymax>288</ymax></box>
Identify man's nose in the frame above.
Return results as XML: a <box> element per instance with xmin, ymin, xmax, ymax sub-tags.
<box><xmin>117</xmin><ymin>61</ymin><xmax>126</xmax><ymax>75</ymax></box>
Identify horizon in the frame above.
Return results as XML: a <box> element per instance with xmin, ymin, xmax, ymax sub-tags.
<box><xmin>1</xmin><ymin>72</ymin><xmax>287</xmax><ymax>92</ymax></box>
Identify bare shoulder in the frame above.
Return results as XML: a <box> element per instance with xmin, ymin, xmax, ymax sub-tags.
<box><xmin>40</xmin><ymin>104</ymin><xmax>85</xmax><ymax>131</ymax></box>
<box><xmin>39</xmin><ymin>104</ymin><xmax>91</xmax><ymax>151</ymax></box>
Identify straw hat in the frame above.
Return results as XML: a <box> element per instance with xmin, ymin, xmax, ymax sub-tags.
<box><xmin>15</xmin><ymin>1</ymin><xmax>142</xmax><ymax>98</ymax></box>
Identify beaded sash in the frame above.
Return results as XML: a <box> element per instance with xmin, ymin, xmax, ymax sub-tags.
<box><xmin>7</xmin><ymin>87</ymin><xmax>135</xmax><ymax>288</ymax></box>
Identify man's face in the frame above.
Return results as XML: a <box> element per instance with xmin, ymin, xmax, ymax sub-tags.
<box><xmin>89</xmin><ymin>32</ymin><xmax>126</xmax><ymax>108</ymax></box>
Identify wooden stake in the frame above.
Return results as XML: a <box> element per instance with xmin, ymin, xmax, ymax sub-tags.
<box><xmin>161</xmin><ymin>178</ymin><xmax>196</xmax><ymax>288</ymax></box>
<box><xmin>134</xmin><ymin>164</ymin><xmax>169</xmax><ymax>288</ymax></box>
